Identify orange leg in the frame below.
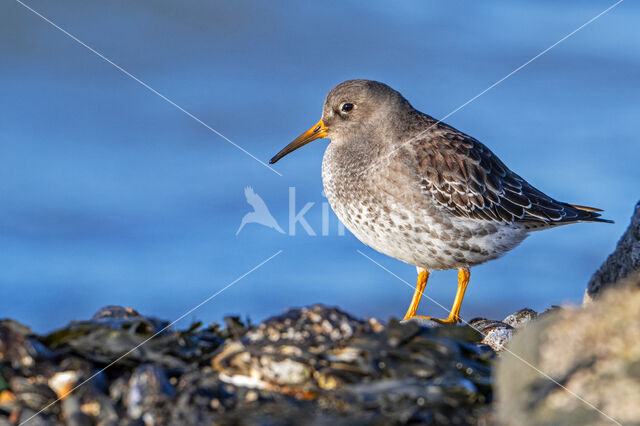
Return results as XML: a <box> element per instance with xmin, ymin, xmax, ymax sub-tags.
<box><xmin>405</xmin><ymin>268</ymin><xmax>471</xmax><ymax>324</ymax></box>
<box><xmin>403</xmin><ymin>269</ymin><xmax>430</xmax><ymax>320</ymax></box>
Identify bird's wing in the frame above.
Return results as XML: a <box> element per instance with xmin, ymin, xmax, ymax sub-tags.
<box><xmin>244</xmin><ymin>186</ymin><xmax>269</xmax><ymax>212</ymax></box>
<box><xmin>409</xmin><ymin>122</ymin><xmax>609</xmax><ymax>226</ymax></box>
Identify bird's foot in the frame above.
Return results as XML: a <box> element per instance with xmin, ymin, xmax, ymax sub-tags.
<box><xmin>409</xmin><ymin>315</ymin><xmax>461</xmax><ymax>324</ymax></box>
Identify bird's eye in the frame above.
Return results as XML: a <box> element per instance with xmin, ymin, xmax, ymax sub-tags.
<box><xmin>340</xmin><ymin>102</ymin><xmax>354</xmax><ymax>113</ymax></box>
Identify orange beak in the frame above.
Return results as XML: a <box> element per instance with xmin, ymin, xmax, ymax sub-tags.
<box><xmin>269</xmin><ymin>119</ymin><xmax>328</xmax><ymax>164</ymax></box>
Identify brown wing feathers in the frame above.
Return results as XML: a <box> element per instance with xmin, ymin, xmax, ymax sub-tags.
<box><xmin>413</xmin><ymin>127</ymin><xmax>612</xmax><ymax>226</ymax></box>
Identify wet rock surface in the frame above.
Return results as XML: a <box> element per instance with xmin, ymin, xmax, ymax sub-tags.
<box><xmin>496</xmin><ymin>275</ymin><xmax>640</xmax><ymax>426</ymax></box>
<box><xmin>212</xmin><ymin>306</ymin><xmax>494</xmax><ymax>425</ymax></box>
<box><xmin>0</xmin><ymin>305</ymin><xmax>507</xmax><ymax>425</ymax></box>
<box><xmin>585</xmin><ymin>200</ymin><xmax>640</xmax><ymax>302</ymax></box>
<box><xmin>491</xmin><ymin>202</ymin><xmax>640</xmax><ymax>426</ymax></box>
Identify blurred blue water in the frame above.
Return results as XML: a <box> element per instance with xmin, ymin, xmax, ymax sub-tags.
<box><xmin>1</xmin><ymin>1</ymin><xmax>638</xmax><ymax>332</ymax></box>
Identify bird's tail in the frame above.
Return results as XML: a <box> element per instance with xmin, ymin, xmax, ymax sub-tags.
<box><xmin>563</xmin><ymin>203</ymin><xmax>614</xmax><ymax>224</ymax></box>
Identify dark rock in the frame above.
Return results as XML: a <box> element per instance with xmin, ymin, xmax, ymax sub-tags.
<box><xmin>92</xmin><ymin>305</ymin><xmax>142</xmax><ymax>320</ymax></box>
<box><xmin>91</xmin><ymin>393</ymin><xmax>119</xmax><ymax>425</ymax></box>
<box><xmin>585</xmin><ymin>201</ymin><xmax>640</xmax><ymax>301</ymax></box>
<box><xmin>17</xmin><ymin>408</ymin><xmax>59</xmax><ymax>426</ymax></box>
<box><xmin>61</xmin><ymin>396</ymin><xmax>92</xmax><ymax>426</ymax></box>
<box><xmin>126</xmin><ymin>364</ymin><xmax>174</xmax><ymax>421</ymax></box>
<box><xmin>40</xmin><ymin>306</ymin><xmax>224</xmax><ymax>369</ymax></box>
<box><xmin>0</xmin><ymin>320</ymin><xmax>52</xmax><ymax>372</ymax></box>
<box><xmin>9</xmin><ymin>376</ymin><xmax>57</xmax><ymax>412</ymax></box>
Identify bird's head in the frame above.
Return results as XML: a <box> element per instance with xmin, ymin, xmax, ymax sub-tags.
<box><xmin>269</xmin><ymin>79</ymin><xmax>412</xmax><ymax>164</ymax></box>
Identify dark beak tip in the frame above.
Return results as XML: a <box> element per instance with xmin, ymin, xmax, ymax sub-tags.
<box><xmin>269</xmin><ymin>154</ymin><xmax>281</xmax><ymax>164</ymax></box>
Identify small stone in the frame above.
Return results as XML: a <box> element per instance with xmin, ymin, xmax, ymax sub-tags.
<box><xmin>503</xmin><ymin>308</ymin><xmax>537</xmax><ymax>328</ymax></box>
<box><xmin>468</xmin><ymin>319</ymin><xmax>514</xmax><ymax>352</ymax></box>
<box><xmin>92</xmin><ymin>305</ymin><xmax>141</xmax><ymax>320</ymax></box>
<box><xmin>48</xmin><ymin>370</ymin><xmax>79</xmax><ymax>399</ymax></box>
<box><xmin>481</xmin><ymin>326</ymin><xmax>513</xmax><ymax>353</ymax></box>
<box><xmin>80</xmin><ymin>401</ymin><xmax>100</xmax><ymax>417</ymax></box>
<box><xmin>0</xmin><ymin>320</ymin><xmax>51</xmax><ymax>369</ymax></box>
<box><xmin>62</xmin><ymin>396</ymin><xmax>92</xmax><ymax>426</ymax></box>
<box><xmin>10</xmin><ymin>376</ymin><xmax>57</xmax><ymax>411</ymax></box>
<box><xmin>368</xmin><ymin>317</ymin><xmax>385</xmax><ymax>333</ymax></box>
<box><xmin>0</xmin><ymin>390</ymin><xmax>16</xmax><ymax>403</ymax></box>
<box><xmin>126</xmin><ymin>364</ymin><xmax>174</xmax><ymax>419</ymax></box>
<box><xmin>399</xmin><ymin>316</ymin><xmax>442</xmax><ymax>328</ymax></box>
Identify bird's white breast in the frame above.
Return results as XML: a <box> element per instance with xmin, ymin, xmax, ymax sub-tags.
<box><xmin>321</xmin><ymin>142</ymin><xmax>528</xmax><ymax>271</ymax></box>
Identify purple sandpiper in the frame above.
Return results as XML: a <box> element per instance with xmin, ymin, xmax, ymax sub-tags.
<box><xmin>270</xmin><ymin>79</ymin><xmax>611</xmax><ymax>323</ymax></box>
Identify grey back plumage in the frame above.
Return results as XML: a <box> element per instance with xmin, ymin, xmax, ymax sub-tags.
<box><xmin>407</xmin><ymin>117</ymin><xmax>612</xmax><ymax>227</ymax></box>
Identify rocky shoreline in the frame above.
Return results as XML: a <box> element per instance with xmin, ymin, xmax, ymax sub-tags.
<box><xmin>0</xmin><ymin>301</ymin><xmax>625</xmax><ymax>426</ymax></box>
<box><xmin>1</xmin><ymin>304</ymin><xmax>501</xmax><ymax>425</ymax></box>
<box><xmin>2</xmin><ymin>202</ymin><xmax>639</xmax><ymax>425</ymax></box>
